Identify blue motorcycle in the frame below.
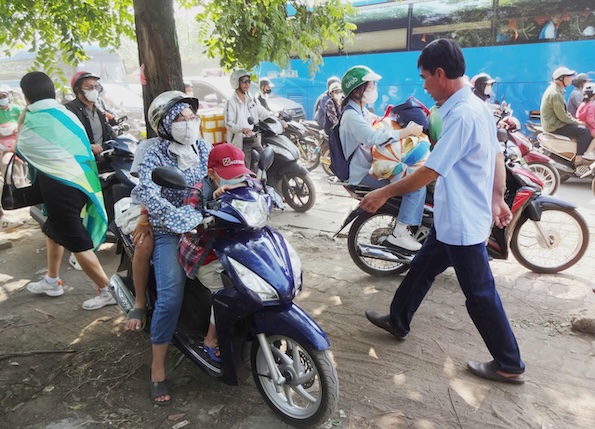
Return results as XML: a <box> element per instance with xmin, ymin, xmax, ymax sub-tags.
<box><xmin>109</xmin><ymin>148</ymin><xmax>338</xmax><ymax>427</ymax></box>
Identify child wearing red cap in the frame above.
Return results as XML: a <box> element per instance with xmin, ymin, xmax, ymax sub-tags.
<box><xmin>178</xmin><ymin>143</ymin><xmax>258</xmax><ymax>365</ymax></box>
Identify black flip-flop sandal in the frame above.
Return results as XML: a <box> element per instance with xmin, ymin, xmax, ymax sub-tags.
<box><xmin>149</xmin><ymin>379</ymin><xmax>171</xmax><ymax>406</ymax></box>
<box><xmin>467</xmin><ymin>360</ymin><xmax>525</xmax><ymax>384</ymax></box>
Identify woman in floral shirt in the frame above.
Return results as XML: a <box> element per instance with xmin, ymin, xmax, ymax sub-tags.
<box><xmin>132</xmin><ymin>90</ymin><xmax>211</xmax><ymax>406</ymax></box>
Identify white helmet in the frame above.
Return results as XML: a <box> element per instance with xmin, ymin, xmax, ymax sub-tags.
<box><xmin>230</xmin><ymin>69</ymin><xmax>251</xmax><ymax>90</ymax></box>
<box><xmin>584</xmin><ymin>82</ymin><xmax>595</xmax><ymax>96</ymax></box>
<box><xmin>147</xmin><ymin>90</ymin><xmax>199</xmax><ymax>137</ymax></box>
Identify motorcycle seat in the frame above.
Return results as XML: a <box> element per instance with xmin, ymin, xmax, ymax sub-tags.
<box><xmin>541</xmin><ymin>132</ymin><xmax>573</xmax><ymax>142</ymax></box>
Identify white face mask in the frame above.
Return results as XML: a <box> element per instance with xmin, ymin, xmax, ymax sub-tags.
<box><xmin>171</xmin><ymin>121</ymin><xmax>200</xmax><ymax>146</ymax></box>
<box><xmin>0</xmin><ymin>98</ymin><xmax>9</xmax><ymax>107</ymax></box>
<box><xmin>83</xmin><ymin>89</ymin><xmax>99</xmax><ymax>103</ymax></box>
<box><xmin>362</xmin><ymin>87</ymin><xmax>378</xmax><ymax>105</ymax></box>
<box><xmin>484</xmin><ymin>85</ymin><xmax>492</xmax><ymax>96</ymax></box>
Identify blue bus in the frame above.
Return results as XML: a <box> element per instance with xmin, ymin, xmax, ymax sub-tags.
<box><xmin>258</xmin><ymin>0</ymin><xmax>595</xmax><ymax>127</ymax></box>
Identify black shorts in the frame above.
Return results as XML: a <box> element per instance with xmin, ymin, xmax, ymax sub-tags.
<box><xmin>38</xmin><ymin>172</ymin><xmax>94</xmax><ymax>252</ymax></box>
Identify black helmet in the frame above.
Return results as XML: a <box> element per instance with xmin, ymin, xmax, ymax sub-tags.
<box><xmin>473</xmin><ymin>73</ymin><xmax>496</xmax><ymax>89</ymax></box>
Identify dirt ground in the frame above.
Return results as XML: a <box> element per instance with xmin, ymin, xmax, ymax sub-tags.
<box><xmin>1</xmin><ymin>207</ymin><xmax>594</xmax><ymax>429</ymax></box>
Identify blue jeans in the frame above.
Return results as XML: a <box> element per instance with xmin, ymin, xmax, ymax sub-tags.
<box><xmin>150</xmin><ymin>233</ymin><xmax>186</xmax><ymax>345</ymax></box>
<box><xmin>389</xmin><ymin>227</ymin><xmax>525</xmax><ymax>374</ymax></box>
<box><xmin>358</xmin><ymin>174</ymin><xmax>426</xmax><ymax>225</ymax></box>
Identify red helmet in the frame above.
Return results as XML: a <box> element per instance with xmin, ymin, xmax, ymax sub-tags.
<box><xmin>71</xmin><ymin>71</ymin><xmax>100</xmax><ymax>91</ymax></box>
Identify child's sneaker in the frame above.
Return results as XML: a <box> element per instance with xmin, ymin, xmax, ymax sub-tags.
<box><xmin>27</xmin><ymin>277</ymin><xmax>64</xmax><ymax>297</ymax></box>
<box><xmin>69</xmin><ymin>253</ymin><xmax>83</xmax><ymax>270</ymax></box>
<box><xmin>82</xmin><ymin>291</ymin><xmax>116</xmax><ymax>310</ymax></box>
<box><xmin>1</xmin><ymin>218</ymin><xmax>24</xmax><ymax>233</ymax></box>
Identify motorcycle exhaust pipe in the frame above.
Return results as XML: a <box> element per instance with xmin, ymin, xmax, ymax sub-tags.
<box><xmin>108</xmin><ymin>274</ymin><xmax>135</xmax><ymax>314</ymax></box>
<box><xmin>358</xmin><ymin>244</ymin><xmax>415</xmax><ymax>264</ymax></box>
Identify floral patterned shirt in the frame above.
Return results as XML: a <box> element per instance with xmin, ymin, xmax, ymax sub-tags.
<box><xmin>132</xmin><ymin>137</ymin><xmax>211</xmax><ymax>235</ymax></box>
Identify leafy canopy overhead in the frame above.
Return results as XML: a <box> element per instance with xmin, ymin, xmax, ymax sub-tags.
<box><xmin>0</xmin><ymin>0</ymin><xmax>135</xmax><ymax>83</ymax></box>
<box><xmin>191</xmin><ymin>0</ymin><xmax>355</xmax><ymax>75</ymax></box>
<box><xmin>1</xmin><ymin>0</ymin><xmax>354</xmax><ymax>81</ymax></box>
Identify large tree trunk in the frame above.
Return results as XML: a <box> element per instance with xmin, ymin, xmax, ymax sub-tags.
<box><xmin>133</xmin><ymin>0</ymin><xmax>184</xmax><ymax>137</ymax></box>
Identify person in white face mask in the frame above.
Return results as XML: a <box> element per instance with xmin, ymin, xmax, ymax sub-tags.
<box><xmin>65</xmin><ymin>71</ymin><xmax>116</xmax><ymax>155</ymax></box>
<box><xmin>338</xmin><ymin>65</ymin><xmax>426</xmax><ymax>252</ymax></box>
<box><xmin>130</xmin><ymin>90</ymin><xmax>212</xmax><ymax>405</ymax></box>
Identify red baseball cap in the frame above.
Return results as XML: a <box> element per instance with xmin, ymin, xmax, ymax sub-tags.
<box><xmin>208</xmin><ymin>143</ymin><xmax>254</xmax><ymax>180</ymax></box>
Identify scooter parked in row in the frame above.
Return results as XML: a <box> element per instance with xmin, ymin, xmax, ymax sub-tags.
<box><xmin>109</xmin><ymin>148</ymin><xmax>338</xmax><ymax>427</ymax></box>
<box><xmin>495</xmin><ymin>103</ymin><xmax>560</xmax><ymax>195</ymax></box>
<box><xmin>278</xmin><ymin>111</ymin><xmax>323</xmax><ymax>172</ymax></box>
<box><xmin>336</xmin><ymin>135</ymin><xmax>589</xmax><ymax>276</ymax></box>
<box><xmin>252</xmin><ymin>116</ymin><xmax>316</xmax><ymax>212</ymax></box>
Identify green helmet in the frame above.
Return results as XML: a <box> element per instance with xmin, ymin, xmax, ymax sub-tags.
<box><xmin>341</xmin><ymin>65</ymin><xmax>382</xmax><ymax>97</ymax></box>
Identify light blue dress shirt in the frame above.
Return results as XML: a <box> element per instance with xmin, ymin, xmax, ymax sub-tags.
<box><xmin>424</xmin><ymin>86</ymin><xmax>500</xmax><ymax>246</ymax></box>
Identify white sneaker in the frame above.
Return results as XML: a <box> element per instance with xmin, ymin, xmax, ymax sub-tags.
<box><xmin>83</xmin><ymin>291</ymin><xmax>116</xmax><ymax>310</ymax></box>
<box><xmin>69</xmin><ymin>253</ymin><xmax>83</xmax><ymax>270</ymax></box>
<box><xmin>385</xmin><ymin>229</ymin><xmax>422</xmax><ymax>252</ymax></box>
<box><xmin>582</xmin><ymin>150</ymin><xmax>595</xmax><ymax>161</ymax></box>
<box><xmin>1</xmin><ymin>218</ymin><xmax>24</xmax><ymax>233</ymax></box>
<box><xmin>27</xmin><ymin>277</ymin><xmax>64</xmax><ymax>297</ymax></box>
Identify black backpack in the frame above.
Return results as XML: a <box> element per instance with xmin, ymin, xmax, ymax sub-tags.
<box><xmin>328</xmin><ymin>105</ymin><xmax>357</xmax><ymax>181</ymax></box>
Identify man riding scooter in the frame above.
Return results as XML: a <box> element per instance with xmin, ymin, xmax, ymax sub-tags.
<box><xmin>540</xmin><ymin>67</ymin><xmax>595</xmax><ymax>164</ymax></box>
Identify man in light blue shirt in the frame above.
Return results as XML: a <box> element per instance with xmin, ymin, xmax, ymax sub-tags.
<box><xmin>361</xmin><ymin>39</ymin><xmax>525</xmax><ymax>384</ymax></box>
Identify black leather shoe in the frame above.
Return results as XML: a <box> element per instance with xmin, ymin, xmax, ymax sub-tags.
<box><xmin>365</xmin><ymin>310</ymin><xmax>406</xmax><ymax>340</ymax></box>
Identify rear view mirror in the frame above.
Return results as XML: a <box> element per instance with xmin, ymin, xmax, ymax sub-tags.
<box><xmin>151</xmin><ymin>166</ymin><xmax>188</xmax><ymax>190</ymax></box>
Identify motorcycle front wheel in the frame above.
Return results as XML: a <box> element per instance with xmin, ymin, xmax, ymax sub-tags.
<box><xmin>251</xmin><ymin>335</ymin><xmax>338</xmax><ymax>428</ymax></box>
<box><xmin>511</xmin><ymin>207</ymin><xmax>589</xmax><ymax>273</ymax></box>
<box><xmin>348</xmin><ymin>212</ymin><xmax>412</xmax><ymax>276</ymax></box>
<box><xmin>282</xmin><ymin>173</ymin><xmax>316</xmax><ymax>212</ymax></box>
<box><xmin>527</xmin><ymin>162</ymin><xmax>560</xmax><ymax>196</ymax></box>
<box><xmin>297</xmin><ymin>139</ymin><xmax>320</xmax><ymax>171</ymax></box>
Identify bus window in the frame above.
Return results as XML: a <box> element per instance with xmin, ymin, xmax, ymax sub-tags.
<box><xmin>343</xmin><ymin>2</ymin><xmax>409</xmax><ymax>54</ymax></box>
<box><xmin>496</xmin><ymin>0</ymin><xmax>595</xmax><ymax>43</ymax></box>
<box><xmin>410</xmin><ymin>0</ymin><xmax>492</xmax><ymax>49</ymax></box>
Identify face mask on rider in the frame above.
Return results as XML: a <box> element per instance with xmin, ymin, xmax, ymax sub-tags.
<box><xmin>83</xmin><ymin>89</ymin><xmax>99</xmax><ymax>103</ymax></box>
<box><xmin>218</xmin><ymin>174</ymin><xmax>249</xmax><ymax>187</ymax></box>
<box><xmin>0</xmin><ymin>98</ymin><xmax>9</xmax><ymax>107</ymax></box>
<box><xmin>484</xmin><ymin>84</ymin><xmax>492</xmax><ymax>96</ymax></box>
<box><xmin>362</xmin><ymin>86</ymin><xmax>378</xmax><ymax>105</ymax></box>
<box><xmin>171</xmin><ymin>121</ymin><xmax>200</xmax><ymax>146</ymax></box>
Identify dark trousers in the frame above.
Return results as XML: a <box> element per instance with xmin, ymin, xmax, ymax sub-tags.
<box><xmin>389</xmin><ymin>227</ymin><xmax>525</xmax><ymax>374</ymax></box>
<box><xmin>242</xmin><ymin>137</ymin><xmax>264</xmax><ymax>172</ymax></box>
<box><xmin>554</xmin><ymin>123</ymin><xmax>592</xmax><ymax>155</ymax></box>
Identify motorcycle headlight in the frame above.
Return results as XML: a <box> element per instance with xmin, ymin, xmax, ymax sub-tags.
<box><xmin>231</xmin><ymin>195</ymin><xmax>270</xmax><ymax>229</ymax></box>
<box><xmin>285</xmin><ymin>240</ymin><xmax>303</xmax><ymax>295</ymax></box>
<box><xmin>228</xmin><ymin>257</ymin><xmax>279</xmax><ymax>302</ymax></box>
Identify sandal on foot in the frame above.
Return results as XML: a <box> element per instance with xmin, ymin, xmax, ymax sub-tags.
<box><xmin>149</xmin><ymin>379</ymin><xmax>171</xmax><ymax>406</ymax></box>
<box><xmin>126</xmin><ymin>308</ymin><xmax>146</xmax><ymax>330</ymax></box>
<box><xmin>199</xmin><ymin>343</ymin><xmax>222</xmax><ymax>363</ymax></box>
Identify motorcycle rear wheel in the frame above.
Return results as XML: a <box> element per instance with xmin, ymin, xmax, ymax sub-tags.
<box><xmin>526</xmin><ymin>162</ymin><xmax>560</xmax><ymax>196</ymax></box>
<box><xmin>319</xmin><ymin>142</ymin><xmax>333</xmax><ymax>176</ymax></box>
<box><xmin>282</xmin><ymin>173</ymin><xmax>316</xmax><ymax>212</ymax></box>
<box><xmin>297</xmin><ymin>139</ymin><xmax>320</xmax><ymax>171</ymax></box>
<box><xmin>511</xmin><ymin>207</ymin><xmax>589</xmax><ymax>273</ymax></box>
<box><xmin>348</xmin><ymin>212</ymin><xmax>411</xmax><ymax>276</ymax></box>
<box><xmin>251</xmin><ymin>335</ymin><xmax>338</xmax><ymax>428</ymax></box>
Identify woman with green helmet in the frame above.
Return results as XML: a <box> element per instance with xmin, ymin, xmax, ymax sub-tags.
<box><xmin>339</xmin><ymin>65</ymin><xmax>426</xmax><ymax>251</ymax></box>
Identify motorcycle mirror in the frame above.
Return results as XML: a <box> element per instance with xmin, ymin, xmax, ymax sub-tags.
<box><xmin>151</xmin><ymin>166</ymin><xmax>188</xmax><ymax>190</ymax></box>
<box><xmin>258</xmin><ymin>146</ymin><xmax>275</xmax><ymax>172</ymax></box>
<box><xmin>247</xmin><ymin>117</ymin><xmax>254</xmax><ymax>125</ymax></box>
<box><xmin>497</xmin><ymin>128</ymin><xmax>508</xmax><ymax>143</ymax></box>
